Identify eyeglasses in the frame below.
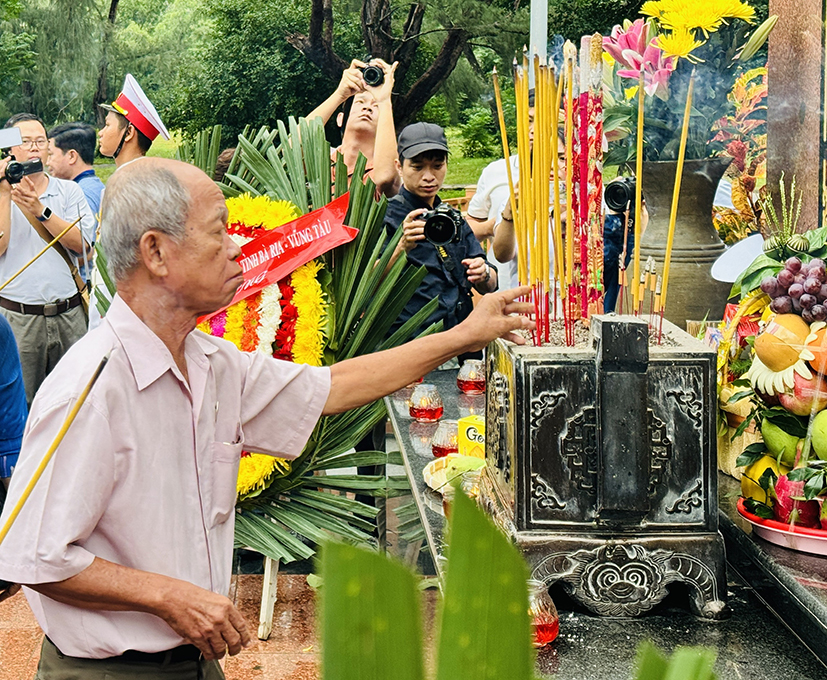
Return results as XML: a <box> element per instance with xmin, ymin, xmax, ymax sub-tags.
<box><xmin>19</xmin><ymin>138</ymin><xmax>48</xmax><ymax>150</ymax></box>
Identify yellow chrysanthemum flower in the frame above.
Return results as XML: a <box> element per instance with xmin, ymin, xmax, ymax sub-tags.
<box><xmin>658</xmin><ymin>28</ymin><xmax>706</xmax><ymax>60</ymax></box>
<box><xmin>237</xmin><ymin>453</ymin><xmax>290</xmax><ymax>498</ymax></box>
<box><xmin>226</xmin><ymin>194</ymin><xmax>299</xmax><ymax>231</ymax></box>
<box><xmin>640</xmin><ymin>1</ymin><xmax>666</xmax><ymax>19</ymax></box>
<box><xmin>719</xmin><ymin>0</ymin><xmax>755</xmax><ymax>22</ymax></box>
<box><xmin>291</xmin><ymin>260</ymin><xmax>327</xmax><ymax>367</ymax></box>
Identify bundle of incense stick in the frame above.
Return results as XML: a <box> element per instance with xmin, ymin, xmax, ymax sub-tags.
<box><xmin>491</xmin><ymin>38</ymin><xmax>604</xmax><ymax>347</ymax></box>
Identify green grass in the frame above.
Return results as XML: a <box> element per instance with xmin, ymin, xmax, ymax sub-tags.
<box><xmin>93</xmin><ymin>135</ymin><xmax>181</xmax><ymax>185</ymax></box>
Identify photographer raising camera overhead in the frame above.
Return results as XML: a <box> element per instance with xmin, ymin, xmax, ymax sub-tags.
<box><xmin>305</xmin><ymin>58</ymin><xmax>400</xmax><ymax>198</ymax></box>
<box><xmin>385</xmin><ymin>123</ymin><xmax>498</xmax><ymax>352</ymax></box>
<box><xmin>0</xmin><ymin>114</ymin><xmax>95</xmax><ymax>405</ymax></box>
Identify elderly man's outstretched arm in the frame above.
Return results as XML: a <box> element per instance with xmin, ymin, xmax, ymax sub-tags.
<box><xmin>323</xmin><ymin>286</ymin><xmax>534</xmax><ymax>415</ymax></box>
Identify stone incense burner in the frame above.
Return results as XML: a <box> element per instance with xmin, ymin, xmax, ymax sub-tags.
<box><xmin>481</xmin><ymin>314</ymin><xmax>728</xmax><ymax>619</ymax></box>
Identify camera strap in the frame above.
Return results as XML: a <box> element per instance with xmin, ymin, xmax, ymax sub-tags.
<box><xmin>23</xmin><ymin>210</ymin><xmax>89</xmax><ymax>319</ymax></box>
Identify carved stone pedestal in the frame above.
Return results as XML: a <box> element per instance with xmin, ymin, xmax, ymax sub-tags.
<box><xmin>482</xmin><ymin>315</ymin><xmax>728</xmax><ymax>619</ymax></box>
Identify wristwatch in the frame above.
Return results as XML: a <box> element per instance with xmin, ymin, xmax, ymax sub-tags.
<box><xmin>36</xmin><ymin>207</ymin><xmax>53</xmax><ymax>222</ymax></box>
<box><xmin>482</xmin><ymin>264</ymin><xmax>491</xmax><ymax>283</ymax></box>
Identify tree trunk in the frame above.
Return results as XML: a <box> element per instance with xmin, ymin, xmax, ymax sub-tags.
<box><xmin>395</xmin><ymin>28</ymin><xmax>469</xmax><ymax>126</ymax></box>
<box><xmin>92</xmin><ymin>0</ymin><xmax>120</xmax><ymax>126</ymax></box>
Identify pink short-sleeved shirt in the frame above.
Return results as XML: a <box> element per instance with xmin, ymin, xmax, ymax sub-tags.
<box><xmin>0</xmin><ymin>295</ymin><xmax>331</xmax><ymax>658</ymax></box>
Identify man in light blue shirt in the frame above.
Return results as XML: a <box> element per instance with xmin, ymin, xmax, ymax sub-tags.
<box><xmin>47</xmin><ymin>123</ymin><xmax>104</xmax><ymax>283</ymax></box>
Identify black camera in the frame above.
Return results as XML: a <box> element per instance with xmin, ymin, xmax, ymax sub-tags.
<box><xmin>4</xmin><ymin>158</ymin><xmax>43</xmax><ymax>184</ymax></box>
<box><xmin>604</xmin><ymin>176</ymin><xmax>637</xmax><ymax>213</ymax></box>
<box><xmin>422</xmin><ymin>204</ymin><xmax>463</xmax><ymax>246</ymax></box>
<box><xmin>360</xmin><ymin>64</ymin><xmax>384</xmax><ymax>87</ymax></box>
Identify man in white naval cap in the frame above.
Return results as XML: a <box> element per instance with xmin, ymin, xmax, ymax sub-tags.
<box><xmin>92</xmin><ymin>75</ymin><xmax>171</xmax><ymax>327</ymax></box>
<box><xmin>98</xmin><ymin>74</ymin><xmax>170</xmax><ymax>169</ymax></box>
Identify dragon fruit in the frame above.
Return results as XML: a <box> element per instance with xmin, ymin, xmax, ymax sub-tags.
<box><xmin>773</xmin><ymin>474</ymin><xmax>821</xmax><ymax>528</ymax></box>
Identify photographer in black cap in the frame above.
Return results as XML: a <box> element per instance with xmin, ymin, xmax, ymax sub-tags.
<box><xmin>384</xmin><ymin>123</ymin><xmax>498</xmax><ymax>349</ymax></box>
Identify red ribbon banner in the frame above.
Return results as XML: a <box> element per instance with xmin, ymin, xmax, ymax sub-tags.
<box><xmin>201</xmin><ymin>193</ymin><xmax>356</xmax><ymax>322</ymax></box>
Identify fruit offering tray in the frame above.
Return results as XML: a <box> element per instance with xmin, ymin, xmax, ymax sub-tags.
<box><xmin>737</xmin><ymin>497</ymin><xmax>827</xmax><ymax>556</ymax></box>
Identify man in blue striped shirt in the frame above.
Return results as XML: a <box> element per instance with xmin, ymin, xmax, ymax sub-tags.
<box><xmin>47</xmin><ymin>123</ymin><xmax>105</xmax><ymax>284</ymax></box>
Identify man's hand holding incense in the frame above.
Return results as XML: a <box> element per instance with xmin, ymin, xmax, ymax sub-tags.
<box><xmin>456</xmin><ymin>285</ymin><xmax>534</xmax><ymax>350</ymax></box>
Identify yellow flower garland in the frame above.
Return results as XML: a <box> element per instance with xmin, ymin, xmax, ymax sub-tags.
<box><xmin>291</xmin><ymin>260</ymin><xmax>328</xmax><ymax>367</ymax></box>
<box><xmin>237</xmin><ymin>454</ymin><xmax>291</xmax><ymax>499</ymax></box>
<box><xmin>226</xmin><ymin>194</ymin><xmax>299</xmax><ymax>230</ymax></box>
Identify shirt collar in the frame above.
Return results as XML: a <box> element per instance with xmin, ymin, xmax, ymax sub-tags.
<box><xmin>105</xmin><ymin>295</ymin><xmax>218</xmax><ymax>391</ymax></box>
<box><xmin>73</xmin><ymin>169</ymin><xmax>97</xmax><ymax>183</ymax></box>
<box><xmin>399</xmin><ymin>186</ymin><xmax>441</xmax><ymax>211</ymax></box>
<box><xmin>41</xmin><ymin>175</ymin><xmax>60</xmax><ymax>198</ymax></box>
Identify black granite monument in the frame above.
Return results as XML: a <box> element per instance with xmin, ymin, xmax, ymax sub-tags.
<box><xmin>482</xmin><ymin>314</ymin><xmax>728</xmax><ymax>619</ymax></box>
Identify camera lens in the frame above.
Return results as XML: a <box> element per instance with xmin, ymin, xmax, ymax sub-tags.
<box><xmin>605</xmin><ymin>180</ymin><xmax>634</xmax><ymax>213</ymax></box>
<box><xmin>4</xmin><ymin>161</ymin><xmax>23</xmax><ymax>184</ymax></box>
<box><xmin>424</xmin><ymin>214</ymin><xmax>457</xmax><ymax>246</ymax></box>
<box><xmin>362</xmin><ymin>65</ymin><xmax>384</xmax><ymax>87</ymax></box>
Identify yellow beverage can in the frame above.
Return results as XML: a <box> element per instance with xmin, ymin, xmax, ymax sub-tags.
<box><xmin>458</xmin><ymin>415</ymin><xmax>486</xmax><ymax>459</ymax></box>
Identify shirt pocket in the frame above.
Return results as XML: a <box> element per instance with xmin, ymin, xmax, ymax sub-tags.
<box><xmin>209</xmin><ymin>441</ymin><xmax>243</xmax><ymax>528</ymax></box>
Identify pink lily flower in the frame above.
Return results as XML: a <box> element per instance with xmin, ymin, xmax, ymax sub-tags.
<box><xmin>605</xmin><ymin>19</ymin><xmax>676</xmax><ymax>100</ymax></box>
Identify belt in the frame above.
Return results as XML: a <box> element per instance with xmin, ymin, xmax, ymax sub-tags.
<box><xmin>118</xmin><ymin>644</ymin><xmax>203</xmax><ymax>665</ymax></box>
<box><xmin>0</xmin><ymin>292</ymin><xmax>82</xmax><ymax>317</ymax></box>
<box><xmin>46</xmin><ymin>637</ymin><xmax>202</xmax><ymax>665</ymax></box>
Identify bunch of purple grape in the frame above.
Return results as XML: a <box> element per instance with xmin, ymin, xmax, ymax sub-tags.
<box><xmin>762</xmin><ymin>257</ymin><xmax>827</xmax><ymax>322</ymax></box>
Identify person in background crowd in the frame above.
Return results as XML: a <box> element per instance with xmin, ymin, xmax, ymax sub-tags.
<box><xmin>47</xmin><ymin>122</ymin><xmax>105</xmax><ymax>285</ymax></box>
<box><xmin>0</xmin><ymin>113</ymin><xmax>95</xmax><ymax>405</ymax></box>
<box><xmin>385</xmin><ymin>123</ymin><xmax>498</xmax><ymax>349</ymax></box>
<box><xmin>0</xmin><ymin>312</ymin><xmax>26</xmax><ymax>496</ymax></box>
<box><xmin>491</xmin><ymin>129</ymin><xmax>567</xmax><ymax>292</ymax></box>
<box><xmin>213</xmin><ymin>147</ymin><xmax>236</xmax><ymax>183</ymax></box>
<box><xmin>466</xmin><ymin>91</ymin><xmax>535</xmax><ymax>290</ymax></box>
<box><xmin>91</xmin><ymin>74</ymin><xmax>169</xmax><ymax>328</ymax></box>
<box><xmin>306</xmin><ymin>59</ymin><xmax>400</xmax><ymax>197</ymax></box>
<box><xmin>0</xmin><ymin>157</ymin><xmax>532</xmax><ymax>679</ymax></box>
<box><xmin>97</xmin><ymin>74</ymin><xmax>169</xmax><ymax>169</ymax></box>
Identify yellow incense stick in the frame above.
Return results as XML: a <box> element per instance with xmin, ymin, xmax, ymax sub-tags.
<box><xmin>551</xmin><ymin>69</ymin><xmax>565</xmax><ymax>300</ymax></box>
<box><xmin>492</xmin><ymin>66</ymin><xmax>522</xmax><ymax>285</ymax></box>
<box><xmin>0</xmin><ymin>217</ymin><xmax>82</xmax><ymax>293</ymax></box>
<box><xmin>564</xmin><ymin>42</ymin><xmax>576</xmax><ymax>288</ymax></box>
<box><xmin>660</xmin><ymin>73</ymin><xmax>695</xmax><ymax>314</ymax></box>
<box><xmin>541</xmin><ymin>63</ymin><xmax>552</xmax><ymax>292</ymax></box>
<box><xmin>0</xmin><ymin>354</ymin><xmax>110</xmax><ymax>548</ymax></box>
<box><xmin>633</xmin><ymin>70</ymin><xmax>645</xmax><ymax>312</ymax></box>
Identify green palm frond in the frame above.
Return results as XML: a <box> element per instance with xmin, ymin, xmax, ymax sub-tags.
<box><xmin>226</xmin><ymin>117</ymin><xmax>437</xmax><ymax>563</ymax></box>
<box><xmin>176</xmin><ymin>124</ymin><xmax>223</xmax><ymax>178</ymax></box>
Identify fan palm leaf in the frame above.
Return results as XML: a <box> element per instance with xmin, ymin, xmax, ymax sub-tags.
<box><xmin>224</xmin><ymin>117</ymin><xmax>440</xmax><ymax>563</ymax></box>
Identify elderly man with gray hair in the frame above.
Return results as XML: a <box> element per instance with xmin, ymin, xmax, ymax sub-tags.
<box><xmin>0</xmin><ymin>157</ymin><xmax>533</xmax><ymax>679</ymax></box>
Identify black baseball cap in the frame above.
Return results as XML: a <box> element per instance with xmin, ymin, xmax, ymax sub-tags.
<box><xmin>397</xmin><ymin>122</ymin><xmax>449</xmax><ymax>160</ymax></box>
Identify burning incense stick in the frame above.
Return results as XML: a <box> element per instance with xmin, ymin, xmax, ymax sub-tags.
<box><xmin>0</xmin><ymin>217</ymin><xmax>82</xmax><ymax>293</ymax></box>
<box><xmin>0</xmin><ymin>353</ymin><xmax>109</xmax><ymax>548</ymax></box>
<box><xmin>632</xmin><ymin>70</ymin><xmax>645</xmax><ymax>314</ymax></box>
<box><xmin>492</xmin><ymin>66</ymin><xmax>517</xmax><ymax>261</ymax></box>
<box><xmin>660</xmin><ymin>71</ymin><xmax>696</xmax><ymax>328</ymax></box>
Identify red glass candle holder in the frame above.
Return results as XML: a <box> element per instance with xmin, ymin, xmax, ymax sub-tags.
<box><xmin>457</xmin><ymin>359</ymin><xmax>486</xmax><ymax>395</ymax></box>
<box><xmin>410</xmin><ymin>384</ymin><xmax>444</xmax><ymax>423</ymax></box>
<box><xmin>431</xmin><ymin>419</ymin><xmax>459</xmax><ymax>458</ymax></box>
<box><xmin>528</xmin><ymin>580</ymin><xmax>559</xmax><ymax>647</ymax></box>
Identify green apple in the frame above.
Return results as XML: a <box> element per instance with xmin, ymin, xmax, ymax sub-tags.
<box><xmin>811</xmin><ymin>411</ymin><xmax>827</xmax><ymax>460</ymax></box>
<box><xmin>761</xmin><ymin>419</ymin><xmax>802</xmax><ymax>468</ymax></box>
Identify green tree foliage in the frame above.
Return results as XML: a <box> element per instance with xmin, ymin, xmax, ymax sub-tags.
<box><xmin>166</xmin><ymin>0</ymin><xmax>363</xmax><ymax>143</ymax></box>
<box><xmin>548</xmin><ymin>0</ymin><xmax>646</xmax><ymax>41</ymax></box>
